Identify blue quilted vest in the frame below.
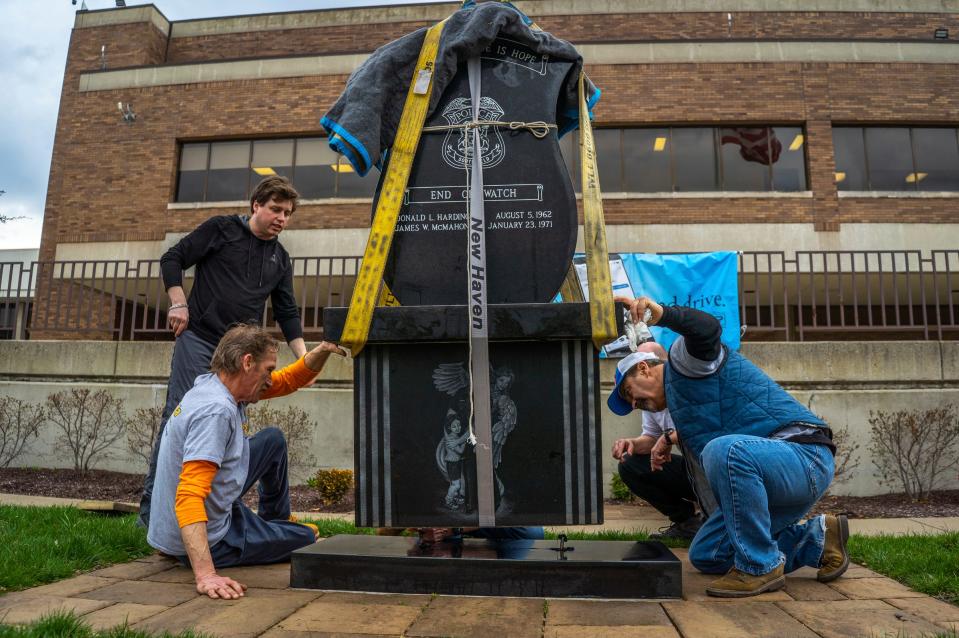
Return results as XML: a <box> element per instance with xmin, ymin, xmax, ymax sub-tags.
<box><xmin>664</xmin><ymin>347</ymin><xmax>827</xmax><ymax>460</ymax></box>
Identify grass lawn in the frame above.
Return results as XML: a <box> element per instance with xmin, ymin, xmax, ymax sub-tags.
<box><xmin>2</xmin><ymin>504</ymin><xmax>957</xmax><ymax>634</ymax></box>
<box><xmin>848</xmin><ymin>532</ymin><xmax>959</xmax><ymax>604</ymax></box>
<box><xmin>0</xmin><ymin>506</ymin><xmax>370</xmax><ymax>595</ymax></box>
<box><xmin>0</xmin><ymin>506</ymin><xmax>153</xmax><ymax>595</ymax></box>
<box><xmin>0</xmin><ymin>610</ymin><xmax>210</xmax><ymax>638</ymax></box>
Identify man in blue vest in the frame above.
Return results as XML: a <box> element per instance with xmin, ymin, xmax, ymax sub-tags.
<box><xmin>608</xmin><ymin>296</ymin><xmax>849</xmax><ymax>598</ymax></box>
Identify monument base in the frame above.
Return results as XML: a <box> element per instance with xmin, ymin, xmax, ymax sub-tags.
<box><xmin>290</xmin><ymin>535</ymin><xmax>682</xmax><ymax>599</ymax></box>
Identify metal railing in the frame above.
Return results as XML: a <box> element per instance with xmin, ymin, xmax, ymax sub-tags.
<box><xmin>1</xmin><ymin>251</ymin><xmax>957</xmax><ymax>341</ymax></box>
<box><xmin>738</xmin><ymin>250</ymin><xmax>959</xmax><ymax>341</ymax></box>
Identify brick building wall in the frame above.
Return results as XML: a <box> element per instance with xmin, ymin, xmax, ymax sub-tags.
<box><xmin>43</xmin><ymin>56</ymin><xmax>959</xmax><ymax>246</ymax></box>
<box><xmin>31</xmin><ymin>2</ymin><xmax>959</xmax><ymax>339</ymax></box>
<box><xmin>163</xmin><ymin>12</ymin><xmax>959</xmax><ymax>64</ymax></box>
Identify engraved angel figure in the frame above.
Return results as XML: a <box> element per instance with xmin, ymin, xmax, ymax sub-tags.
<box><xmin>433</xmin><ymin>363</ymin><xmax>472</xmax><ymax>511</ymax></box>
<box><xmin>490</xmin><ymin>366</ymin><xmax>517</xmax><ymax>498</ymax></box>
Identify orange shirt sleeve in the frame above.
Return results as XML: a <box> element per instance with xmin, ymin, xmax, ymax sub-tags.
<box><xmin>174</xmin><ymin>460</ymin><xmax>218</xmax><ymax>528</ymax></box>
<box><xmin>260</xmin><ymin>356</ymin><xmax>316</xmax><ymax>400</ymax></box>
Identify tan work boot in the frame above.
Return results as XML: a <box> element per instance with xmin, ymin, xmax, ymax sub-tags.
<box><xmin>817</xmin><ymin>514</ymin><xmax>850</xmax><ymax>582</ymax></box>
<box><xmin>289</xmin><ymin>514</ymin><xmax>319</xmax><ymax>541</ymax></box>
<box><xmin>706</xmin><ymin>564</ymin><xmax>785</xmax><ymax>598</ymax></box>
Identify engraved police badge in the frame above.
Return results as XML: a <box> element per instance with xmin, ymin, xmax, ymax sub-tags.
<box><xmin>440</xmin><ymin>96</ymin><xmax>506</xmax><ymax>170</ymax></box>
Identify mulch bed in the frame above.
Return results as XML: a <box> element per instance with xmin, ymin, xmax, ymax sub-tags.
<box><xmin>809</xmin><ymin>490</ymin><xmax>959</xmax><ymax>519</ymax></box>
<box><xmin>0</xmin><ymin>467</ymin><xmax>354</xmax><ymax>514</ymax></box>
<box><xmin>1</xmin><ymin>467</ymin><xmax>957</xmax><ymax>519</ymax></box>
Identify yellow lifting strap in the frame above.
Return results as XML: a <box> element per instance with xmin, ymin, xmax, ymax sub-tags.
<box><xmin>341</xmin><ymin>20</ymin><xmax>446</xmax><ymax>355</ymax></box>
<box><xmin>577</xmin><ymin>71</ymin><xmax>617</xmax><ymax>350</ymax></box>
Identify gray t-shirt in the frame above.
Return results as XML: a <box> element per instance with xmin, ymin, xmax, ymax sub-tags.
<box><xmin>147</xmin><ymin>373</ymin><xmax>249</xmax><ymax>556</ymax></box>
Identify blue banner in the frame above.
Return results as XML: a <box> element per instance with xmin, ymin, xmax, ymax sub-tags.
<box><xmin>621</xmin><ymin>251</ymin><xmax>741</xmax><ymax>352</ymax></box>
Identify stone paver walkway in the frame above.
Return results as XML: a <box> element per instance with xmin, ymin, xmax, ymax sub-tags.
<box><xmin>2</xmin><ymin>547</ymin><xmax>957</xmax><ymax>637</ymax></box>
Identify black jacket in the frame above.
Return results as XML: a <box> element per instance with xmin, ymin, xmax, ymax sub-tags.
<box><xmin>160</xmin><ymin>215</ymin><xmax>302</xmax><ymax>346</ymax></box>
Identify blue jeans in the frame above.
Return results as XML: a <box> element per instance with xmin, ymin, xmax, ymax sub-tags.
<box><xmin>688</xmin><ymin>435</ymin><xmax>834</xmax><ymax>576</ymax></box>
<box><xmin>179</xmin><ymin>427</ymin><xmax>316</xmax><ymax>569</ymax></box>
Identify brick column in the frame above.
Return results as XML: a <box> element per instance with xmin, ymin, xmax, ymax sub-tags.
<box><xmin>802</xmin><ymin>64</ymin><xmax>840</xmax><ymax>232</ymax></box>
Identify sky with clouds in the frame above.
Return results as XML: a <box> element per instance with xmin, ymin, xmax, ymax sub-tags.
<box><xmin>0</xmin><ymin>0</ymin><xmax>449</xmax><ymax>250</ymax></box>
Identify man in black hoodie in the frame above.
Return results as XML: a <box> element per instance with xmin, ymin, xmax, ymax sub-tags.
<box><xmin>138</xmin><ymin>176</ymin><xmax>306</xmax><ymax>528</ymax></box>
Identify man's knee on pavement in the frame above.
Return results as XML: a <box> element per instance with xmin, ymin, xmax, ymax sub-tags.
<box><xmin>689</xmin><ymin>537</ymin><xmax>732</xmax><ymax>574</ymax></box>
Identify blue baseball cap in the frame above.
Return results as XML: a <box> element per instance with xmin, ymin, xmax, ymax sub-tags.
<box><xmin>607</xmin><ymin>351</ymin><xmax>661</xmax><ymax>416</ymax></box>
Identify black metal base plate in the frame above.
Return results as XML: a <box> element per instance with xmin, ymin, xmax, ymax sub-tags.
<box><xmin>290</xmin><ymin>535</ymin><xmax>682</xmax><ymax>599</ymax></box>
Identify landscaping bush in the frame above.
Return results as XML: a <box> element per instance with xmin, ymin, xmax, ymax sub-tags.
<box><xmin>308</xmin><ymin>468</ymin><xmax>354</xmax><ymax>506</ymax></box>
<box><xmin>610</xmin><ymin>472</ymin><xmax>636</xmax><ymax>502</ymax></box>
<box><xmin>0</xmin><ymin>397</ymin><xmax>44</xmax><ymax>468</ymax></box>
<box><xmin>45</xmin><ymin>389</ymin><xmax>127</xmax><ymax>474</ymax></box>
<box><xmin>829</xmin><ymin>422</ymin><xmax>862</xmax><ymax>488</ymax></box>
<box><xmin>126</xmin><ymin>403</ymin><xmax>164</xmax><ymax>470</ymax></box>
<box><xmin>869</xmin><ymin>405</ymin><xmax>959</xmax><ymax>501</ymax></box>
<box><xmin>245</xmin><ymin>404</ymin><xmax>317</xmax><ymax>476</ymax></box>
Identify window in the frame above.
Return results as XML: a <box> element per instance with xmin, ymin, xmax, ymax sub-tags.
<box><xmin>913</xmin><ymin>128</ymin><xmax>959</xmax><ymax>191</ymax></box>
<box><xmin>866</xmin><ymin>128</ymin><xmax>914</xmax><ymax>191</ymax></box>
<box><xmin>176</xmin><ymin>143</ymin><xmax>207</xmax><ymax>202</ymax></box>
<box><xmin>833</xmin><ymin>126</ymin><xmax>959</xmax><ymax>191</ymax></box>
<box><xmin>175</xmin><ymin>137</ymin><xmax>377</xmax><ymax>203</ymax></box>
<box><xmin>207</xmin><ymin>141</ymin><xmax>250</xmax><ymax>202</ymax></box>
<box><xmin>560</xmin><ymin>125</ymin><xmax>808</xmax><ymax>193</ymax></box>
<box><xmin>623</xmin><ymin>128</ymin><xmax>671</xmax><ymax>192</ymax></box>
<box><xmin>833</xmin><ymin>128</ymin><xmax>867</xmax><ymax>190</ymax></box>
<box><xmin>674</xmin><ymin>128</ymin><xmax>718</xmax><ymax>192</ymax></box>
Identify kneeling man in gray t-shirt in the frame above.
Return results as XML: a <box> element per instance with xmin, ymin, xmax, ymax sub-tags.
<box><xmin>148</xmin><ymin>324</ymin><xmax>344</xmax><ymax>599</ymax></box>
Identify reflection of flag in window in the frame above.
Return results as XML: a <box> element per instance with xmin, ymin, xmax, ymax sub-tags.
<box><xmin>720</xmin><ymin>127</ymin><xmax>782</xmax><ymax>166</ymax></box>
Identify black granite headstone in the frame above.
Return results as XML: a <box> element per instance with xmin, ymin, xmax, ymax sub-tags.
<box><xmin>291</xmin><ymin>535</ymin><xmax>683</xmax><ymax>599</ymax></box>
<box><xmin>299</xmin><ymin>10</ymin><xmax>684</xmax><ymax>600</ymax></box>
<box><xmin>381</xmin><ymin>37</ymin><xmax>578</xmax><ymax>306</ymax></box>
<box><xmin>352</xmin><ymin>339</ymin><xmax>602</xmax><ymax>528</ymax></box>
<box><xmin>323</xmin><ymin>303</ymin><xmax>616</xmax><ymax>528</ymax></box>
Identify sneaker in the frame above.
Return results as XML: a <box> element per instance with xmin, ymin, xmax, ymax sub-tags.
<box><xmin>817</xmin><ymin>514</ymin><xmax>850</xmax><ymax>583</ymax></box>
<box><xmin>650</xmin><ymin>513</ymin><xmax>703</xmax><ymax>540</ymax></box>
<box><xmin>706</xmin><ymin>564</ymin><xmax>786</xmax><ymax>598</ymax></box>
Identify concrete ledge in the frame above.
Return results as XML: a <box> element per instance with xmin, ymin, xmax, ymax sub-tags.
<box><xmin>74</xmin><ymin>5</ymin><xmax>169</xmax><ymax>34</ymax></box>
<box><xmin>1</xmin><ymin>340</ymin><xmax>954</xmax><ymax>385</ymax></box>
<box><xmin>942</xmin><ymin>341</ymin><xmax>959</xmax><ymax>381</ymax></box>
<box><xmin>741</xmin><ymin>341</ymin><xmax>947</xmax><ymax>384</ymax></box>
<box><xmin>114</xmin><ymin>342</ymin><xmax>174</xmax><ymax>379</ymax></box>
<box><xmin>78</xmin><ymin>41</ymin><xmax>959</xmax><ymax>93</ymax></box>
<box><xmin>599</xmin><ymin>341</ymin><xmax>950</xmax><ymax>386</ymax></box>
<box><xmin>839</xmin><ymin>191</ymin><xmax>959</xmax><ymax>198</ymax></box>
<box><xmin>79</xmin><ymin>54</ymin><xmax>368</xmax><ymax>92</ymax></box>
<box><xmin>167</xmin><ymin>0</ymin><xmax>959</xmax><ymax>38</ymax></box>
<box><xmin>579</xmin><ymin>41</ymin><xmax>959</xmax><ymax>66</ymax></box>
<box><xmin>0</xmin><ymin>341</ymin><xmax>119</xmax><ymax>378</ymax></box>
<box><xmin>166</xmin><ymin>197</ymin><xmax>373</xmax><ymax>210</ymax></box>
<box><xmin>599</xmin><ymin>191</ymin><xmax>814</xmax><ymax>199</ymax></box>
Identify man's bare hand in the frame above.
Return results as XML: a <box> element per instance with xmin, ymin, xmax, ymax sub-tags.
<box><xmin>650</xmin><ymin>434</ymin><xmax>672</xmax><ymax>472</ymax></box>
<box><xmin>316</xmin><ymin>341</ymin><xmax>347</xmax><ymax>357</ymax></box>
<box><xmin>167</xmin><ymin>306</ymin><xmax>189</xmax><ymax>337</ymax></box>
<box><xmin>195</xmin><ymin>573</ymin><xmax>246</xmax><ymax>599</ymax></box>
<box><xmin>611</xmin><ymin>437</ymin><xmax>637</xmax><ymax>460</ymax></box>
<box><xmin>614</xmin><ymin>296</ymin><xmax>664</xmax><ymax>327</ymax></box>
